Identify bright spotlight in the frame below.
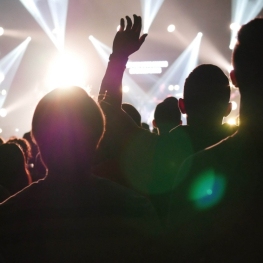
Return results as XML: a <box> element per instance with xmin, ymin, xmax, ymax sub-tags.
<box><xmin>228</xmin><ymin>65</ymin><xmax>234</xmax><ymax>73</ymax></box>
<box><xmin>15</xmin><ymin>128</ymin><xmax>19</xmax><ymax>132</ymax></box>
<box><xmin>122</xmin><ymin>85</ymin><xmax>130</xmax><ymax>93</ymax></box>
<box><xmin>0</xmin><ymin>108</ymin><xmax>7</xmax><ymax>117</ymax></box>
<box><xmin>167</xmin><ymin>24</ymin><xmax>175</xmax><ymax>32</ymax></box>
<box><xmin>0</xmin><ymin>128</ymin><xmax>2</xmax><ymax>133</ymax></box>
<box><xmin>197</xmin><ymin>32</ymin><xmax>203</xmax><ymax>37</ymax></box>
<box><xmin>174</xmin><ymin>85</ymin><xmax>180</xmax><ymax>91</ymax></box>
<box><xmin>1</xmin><ymin>90</ymin><xmax>6</xmax><ymax>96</ymax></box>
<box><xmin>27</xmin><ymin>36</ymin><xmax>32</xmax><ymax>41</ymax></box>
<box><xmin>168</xmin><ymin>85</ymin><xmax>174</xmax><ymax>91</ymax></box>
<box><xmin>230</xmin><ymin>23</ymin><xmax>241</xmax><ymax>31</ymax></box>
<box><xmin>227</xmin><ymin>118</ymin><xmax>236</xmax><ymax>125</ymax></box>
<box><xmin>88</xmin><ymin>35</ymin><xmax>94</xmax><ymax>40</ymax></box>
<box><xmin>45</xmin><ymin>51</ymin><xmax>88</xmax><ymax>89</ymax></box>
<box><xmin>0</xmin><ymin>72</ymin><xmax>4</xmax><ymax>83</ymax></box>
<box><xmin>231</xmin><ymin>101</ymin><xmax>238</xmax><ymax>110</ymax></box>
<box><xmin>0</xmin><ymin>27</ymin><xmax>4</xmax><ymax>36</ymax></box>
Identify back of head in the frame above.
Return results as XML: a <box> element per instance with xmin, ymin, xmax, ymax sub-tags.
<box><xmin>184</xmin><ymin>64</ymin><xmax>230</xmax><ymax>120</ymax></box>
<box><xmin>32</xmin><ymin>87</ymin><xmax>105</xmax><ymax>173</ymax></box>
<box><xmin>0</xmin><ymin>143</ymin><xmax>31</xmax><ymax>194</ymax></box>
<box><xmin>122</xmin><ymin>103</ymin><xmax>141</xmax><ymax>127</ymax></box>
<box><xmin>154</xmin><ymin>97</ymin><xmax>181</xmax><ymax>132</ymax></box>
<box><xmin>232</xmin><ymin>18</ymin><xmax>263</xmax><ymax>92</ymax></box>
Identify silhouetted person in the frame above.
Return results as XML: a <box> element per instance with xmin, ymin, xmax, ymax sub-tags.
<box><xmin>168</xmin><ymin>18</ymin><xmax>263</xmax><ymax>262</ymax></box>
<box><xmin>141</xmin><ymin>122</ymin><xmax>150</xmax><ymax>131</ymax></box>
<box><xmin>153</xmin><ymin>96</ymin><xmax>181</xmax><ymax>135</ymax></box>
<box><xmin>122</xmin><ymin>103</ymin><xmax>141</xmax><ymax>127</ymax></box>
<box><xmin>0</xmin><ymin>86</ymin><xmax>159</xmax><ymax>262</ymax></box>
<box><xmin>0</xmin><ymin>143</ymin><xmax>31</xmax><ymax>195</ymax></box>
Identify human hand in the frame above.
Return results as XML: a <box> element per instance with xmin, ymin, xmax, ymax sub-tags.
<box><xmin>111</xmin><ymin>14</ymin><xmax>147</xmax><ymax>58</ymax></box>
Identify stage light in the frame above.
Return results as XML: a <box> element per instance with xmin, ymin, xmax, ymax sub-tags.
<box><xmin>88</xmin><ymin>35</ymin><xmax>94</xmax><ymax>40</ymax></box>
<box><xmin>141</xmin><ymin>0</ymin><xmax>165</xmax><ymax>33</ymax></box>
<box><xmin>230</xmin><ymin>22</ymin><xmax>241</xmax><ymax>31</ymax></box>
<box><xmin>227</xmin><ymin>118</ymin><xmax>237</xmax><ymax>125</ymax></box>
<box><xmin>0</xmin><ymin>108</ymin><xmax>7</xmax><ymax>117</ymax></box>
<box><xmin>0</xmin><ymin>72</ymin><xmax>4</xmax><ymax>83</ymax></box>
<box><xmin>174</xmin><ymin>85</ymin><xmax>180</xmax><ymax>91</ymax></box>
<box><xmin>45</xmin><ymin>51</ymin><xmax>88</xmax><ymax>89</ymax></box>
<box><xmin>168</xmin><ymin>85</ymin><xmax>174</xmax><ymax>91</ymax></box>
<box><xmin>15</xmin><ymin>128</ymin><xmax>19</xmax><ymax>132</ymax></box>
<box><xmin>20</xmin><ymin>0</ymin><xmax>69</xmax><ymax>51</ymax></box>
<box><xmin>228</xmin><ymin>65</ymin><xmax>234</xmax><ymax>73</ymax></box>
<box><xmin>0</xmin><ymin>128</ymin><xmax>2</xmax><ymax>133</ymax></box>
<box><xmin>0</xmin><ymin>37</ymin><xmax>31</xmax><ymax>109</ymax></box>
<box><xmin>0</xmin><ymin>27</ymin><xmax>4</xmax><ymax>36</ymax></box>
<box><xmin>27</xmin><ymin>36</ymin><xmax>32</xmax><ymax>41</ymax></box>
<box><xmin>231</xmin><ymin>101</ymin><xmax>238</xmax><ymax>110</ymax></box>
<box><xmin>197</xmin><ymin>32</ymin><xmax>203</xmax><ymax>37</ymax></box>
<box><xmin>122</xmin><ymin>85</ymin><xmax>130</xmax><ymax>93</ymax></box>
<box><xmin>167</xmin><ymin>24</ymin><xmax>175</xmax><ymax>32</ymax></box>
<box><xmin>1</xmin><ymin>90</ymin><xmax>6</xmax><ymax>96</ymax></box>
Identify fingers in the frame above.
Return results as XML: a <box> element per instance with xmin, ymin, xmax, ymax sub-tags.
<box><xmin>125</xmin><ymin>16</ymin><xmax>132</xmax><ymax>31</ymax></box>
<box><xmin>119</xmin><ymin>18</ymin><xmax>125</xmax><ymax>32</ymax></box>
<box><xmin>131</xmin><ymin>14</ymin><xmax>139</xmax><ymax>31</ymax></box>
<box><xmin>139</xmin><ymin>34</ymin><xmax>148</xmax><ymax>46</ymax></box>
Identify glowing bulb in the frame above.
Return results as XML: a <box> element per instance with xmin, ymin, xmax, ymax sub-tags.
<box><xmin>1</xmin><ymin>89</ymin><xmax>6</xmax><ymax>96</ymax></box>
<box><xmin>167</xmin><ymin>24</ymin><xmax>175</xmax><ymax>32</ymax></box>
<box><xmin>231</xmin><ymin>101</ymin><xmax>238</xmax><ymax>111</ymax></box>
<box><xmin>174</xmin><ymin>85</ymin><xmax>180</xmax><ymax>91</ymax></box>
<box><xmin>122</xmin><ymin>85</ymin><xmax>129</xmax><ymax>93</ymax></box>
<box><xmin>230</xmin><ymin>23</ymin><xmax>241</xmax><ymax>31</ymax></box>
<box><xmin>15</xmin><ymin>128</ymin><xmax>19</xmax><ymax>132</ymax></box>
<box><xmin>227</xmin><ymin>118</ymin><xmax>236</xmax><ymax>125</ymax></box>
<box><xmin>27</xmin><ymin>36</ymin><xmax>31</xmax><ymax>41</ymax></box>
<box><xmin>0</xmin><ymin>128</ymin><xmax>2</xmax><ymax>133</ymax></box>
<box><xmin>0</xmin><ymin>108</ymin><xmax>7</xmax><ymax>117</ymax></box>
<box><xmin>197</xmin><ymin>32</ymin><xmax>203</xmax><ymax>37</ymax></box>
<box><xmin>88</xmin><ymin>35</ymin><xmax>94</xmax><ymax>40</ymax></box>
<box><xmin>168</xmin><ymin>85</ymin><xmax>174</xmax><ymax>91</ymax></box>
<box><xmin>0</xmin><ymin>27</ymin><xmax>4</xmax><ymax>36</ymax></box>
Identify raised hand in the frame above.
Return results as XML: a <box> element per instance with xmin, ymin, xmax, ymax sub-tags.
<box><xmin>111</xmin><ymin>14</ymin><xmax>147</xmax><ymax>58</ymax></box>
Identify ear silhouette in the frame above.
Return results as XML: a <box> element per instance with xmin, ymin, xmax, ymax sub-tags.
<box><xmin>230</xmin><ymin>70</ymin><xmax>238</xmax><ymax>87</ymax></box>
<box><xmin>179</xmin><ymin>98</ymin><xmax>186</xmax><ymax>114</ymax></box>
<box><xmin>152</xmin><ymin>119</ymin><xmax>157</xmax><ymax>128</ymax></box>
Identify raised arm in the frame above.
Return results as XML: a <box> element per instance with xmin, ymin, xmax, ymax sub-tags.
<box><xmin>99</xmin><ymin>15</ymin><xmax>147</xmax><ymax>107</ymax></box>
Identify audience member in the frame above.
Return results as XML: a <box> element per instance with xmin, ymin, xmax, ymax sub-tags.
<box><xmin>168</xmin><ymin>18</ymin><xmax>263</xmax><ymax>262</ymax></box>
<box><xmin>0</xmin><ymin>143</ymin><xmax>32</xmax><ymax>196</ymax></box>
<box><xmin>122</xmin><ymin>103</ymin><xmax>141</xmax><ymax>127</ymax></box>
<box><xmin>0</xmin><ymin>86</ymin><xmax>160</xmax><ymax>262</ymax></box>
<box><xmin>153</xmin><ymin>96</ymin><xmax>181</xmax><ymax>135</ymax></box>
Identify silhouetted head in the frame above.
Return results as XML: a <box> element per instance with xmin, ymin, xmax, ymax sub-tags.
<box><xmin>0</xmin><ymin>143</ymin><xmax>31</xmax><ymax>195</ymax></box>
<box><xmin>32</xmin><ymin>87</ymin><xmax>105</xmax><ymax>174</ymax></box>
<box><xmin>179</xmin><ymin>64</ymin><xmax>231</xmax><ymax>125</ymax></box>
<box><xmin>122</xmin><ymin>103</ymin><xmax>141</xmax><ymax>127</ymax></box>
<box><xmin>7</xmin><ymin>137</ymin><xmax>32</xmax><ymax>164</ymax></box>
<box><xmin>153</xmin><ymin>97</ymin><xmax>181</xmax><ymax>134</ymax></box>
<box><xmin>231</xmin><ymin>18</ymin><xmax>263</xmax><ymax>93</ymax></box>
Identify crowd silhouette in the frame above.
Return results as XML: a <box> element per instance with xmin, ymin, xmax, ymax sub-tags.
<box><xmin>0</xmin><ymin>13</ymin><xmax>262</xmax><ymax>262</ymax></box>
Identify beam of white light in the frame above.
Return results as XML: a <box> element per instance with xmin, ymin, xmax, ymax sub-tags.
<box><xmin>0</xmin><ymin>27</ymin><xmax>4</xmax><ymax>36</ymax></box>
<box><xmin>20</xmin><ymin>0</ymin><xmax>68</xmax><ymax>51</ymax></box>
<box><xmin>140</xmin><ymin>0</ymin><xmax>165</xmax><ymax>33</ymax></box>
<box><xmin>0</xmin><ymin>37</ymin><xmax>31</xmax><ymax>109</ymax></box>
<box><xmin>230</xmin><ymin>0</ymin><xmax>263</xmax><ymax>50</ymax></box>
<box><xmin>148</xmin><ymin>33</ymin><xmax>203</xmax><ymax>98</ymax></box>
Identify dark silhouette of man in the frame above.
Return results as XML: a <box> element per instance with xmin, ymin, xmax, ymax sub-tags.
<box><xmin>0</xmin><ymin>87</ymin><xmax>159</xmax><ymax>262</ymax></box>
<box><xmin>168</xmin><ymin>18</ymin><xmax>263</xmax><ymax>262</ymax></box>
<box><xmin>153</xmin><ymin>97</ymin><xmax>181</xmax><ymax>135</ymax></box>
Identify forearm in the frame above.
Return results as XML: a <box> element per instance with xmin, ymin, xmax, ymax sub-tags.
<box><xmin>99</xmin><ymin>54</ymin><xmax>128</xmax><ymax>107</ymax></box>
